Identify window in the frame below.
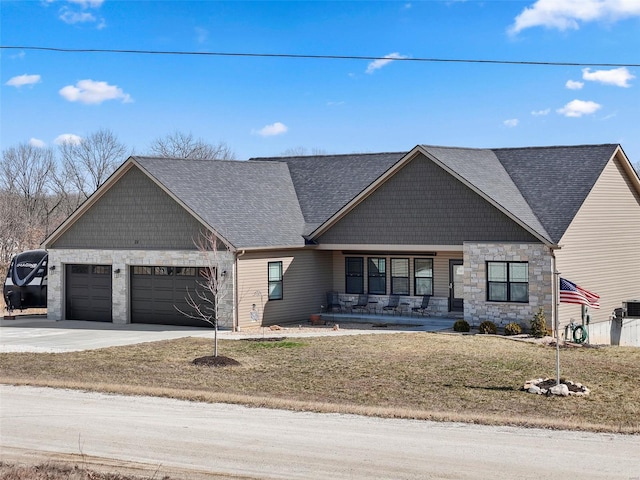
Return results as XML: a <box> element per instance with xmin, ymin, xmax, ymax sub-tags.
<box><xmin>391</xmin><ymin>258</ymin><xmax>409</xmax><ymax>295</ymax></box>
<box><xmin>345</xmin><ymin>257</ymin><xmax>364</xmax><ymax>294</ymax></box>
<box><xmin>368</xmin><ymin>258</ymin><xmax>386</xmax><ymax>294</ymax></box>
<box><xmin>154</xmin><ymin>266</ymin><xmax>173</xmax><ymax>276</ymax></box>
<box><xmin>132</xmin><ymin>266</ymin><xmax>152</xmax><ymax>275</ymax></box>
<box><xmin>175</xmin><ymin>267</ymin><xmax>196</xmax><ymax>276</ymax></box>
<box><xmin>414</xmin><ymin>258</ymin><xmax>433</xmax><ymax>295</ymax></box>
<box><xmin>487</xmin><ymin>261</ymin><xmax>529</xmax><ymax>302</ymax></box>
<box><xmin>268</xmin><ymin>261</ymin><xmax>283</xmax><ymax>300</ymax></box>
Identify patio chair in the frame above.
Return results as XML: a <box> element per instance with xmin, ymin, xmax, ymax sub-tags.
<box><xmin>326</xmin><ymin>291</ymin><xmax>342</xmax><ymax>313</ymax></box>
<box><xmin>411</xmin><ymin>295</ymin><xmax>431</xmax><ymax>317</ymax></box>
<box><xmin>382</xmin><ymin>294</ymin><xmax>400</xmax><ymax>315</ymax></box>
<box><xmin>351</xmin><ymin>294</ymin><xmax>370</xmax><ymax>314</ymax></box>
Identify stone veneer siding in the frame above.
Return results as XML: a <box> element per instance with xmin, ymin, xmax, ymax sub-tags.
<box><xmin>47</xmin><ymin>249</ymin><xmax>235</xmax><ymax>327</ymax></box>
<box><xmin>463</xmin><ymin>242</ymin><xmax>553</xmax><ymax>327</ymax></box>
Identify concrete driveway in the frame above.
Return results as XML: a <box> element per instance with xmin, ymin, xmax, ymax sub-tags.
<box><xmin>0</xmin><ymin>315</ymin><xmax>456</xmax><ymax>353</ymax></box>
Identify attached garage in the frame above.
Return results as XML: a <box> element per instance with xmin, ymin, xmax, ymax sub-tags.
<box><xmin>130</xmin><ymin>266</ymin><xmax>214</xmax><ymax>327</ymax></box>
<box><xmin>65</xmin><ymin>264</ymin><xmax>113</xmax><ymax>322</ymax></box>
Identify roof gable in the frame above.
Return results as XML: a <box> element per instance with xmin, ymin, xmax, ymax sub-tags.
<box><xmin>492</xmin><ymin>144</ymin><xmax>619</xmax><ymax>243</ymax></box>
<box><xmin>421</xmin><ymin>145</ymin><xmax>553</xmax><ymax>244</ymax></box>
<box><xmin>133</xmin><ymin>157</ymin><xmax>306</xmax><ymax>249</ymax></box>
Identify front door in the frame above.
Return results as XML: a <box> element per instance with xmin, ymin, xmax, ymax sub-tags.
<box><xmin>449</xmin><ymin>259</ymin><xmax>464</xmax><ymax>312</ymax></box>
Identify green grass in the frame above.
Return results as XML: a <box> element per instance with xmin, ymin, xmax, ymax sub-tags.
<box><xmin>1</xmin><ymin>333</ymin><xmax>639</xmax><ymax>433</ymax></box>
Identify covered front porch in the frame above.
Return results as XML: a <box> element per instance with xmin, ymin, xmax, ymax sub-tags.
<box><xmin>316</xmin><ymin>311</ymin><xmax>461</xmax><ymax>330</ymax></box>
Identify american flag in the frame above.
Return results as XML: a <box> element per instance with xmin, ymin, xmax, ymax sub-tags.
<box><xmin>559</xmin><ymin>278</ymin><xmax>600</xmax><ymax>309</ymax></box>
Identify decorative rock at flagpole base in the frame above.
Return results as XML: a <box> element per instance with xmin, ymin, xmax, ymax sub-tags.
<box><xmin>522</xmin><ymin>378</ymin><xmax>590</xmax><ymax>397</ymax></box>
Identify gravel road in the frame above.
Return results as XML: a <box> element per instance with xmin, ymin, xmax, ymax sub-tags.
<box><xmin>1</xmin><ymin>385</ymin><xmax>639</xmax><ymax>479</ymax></box>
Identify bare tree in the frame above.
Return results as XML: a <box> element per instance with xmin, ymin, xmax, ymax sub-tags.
<box><xmin>148</xmin><ymin>131</ymin><xmax>236</xmax><ymax>160</ymax></box>
<box><xmin>1</xmin><ymin>143</ymin><xmax>56</xmax><ymax>218</ymax></box>
<box><xmin>58</xmin><ymin>128</ymin><xmax>127</xmax><ymax>207</ymax></box>
<box><xmin>0</xmin><ymin>143</ymin><xmax>59</xmax><ymax>265</ymax></box>
<box><xmin>280</xmin><ymin>146</ymin><xmax>328</xmax><ymax>157</ymax></box>
<box><xmin>177</xmin><ymin>231</ymin><xmax>233</xmax><ymax>358</ymax></box>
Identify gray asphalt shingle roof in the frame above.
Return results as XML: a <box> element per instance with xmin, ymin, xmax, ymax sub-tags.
<box><xmin>492</xmin><ymin>144</ymin><xmax>618</xmax><ymax>243</ymax></box>
<box><xmin>133</xmin><ymin>156</ymin><xmax>305</xmax><ymax>249</ymax></box>
<box><xmin>252</xmin><ymin>152</ymin><xmax>405</xmax><ymax>234</ymax></box>
<box><xmin>130</xmin><ymin>144</ymin><xmax>620</xmax><ymax>249</ymax></box>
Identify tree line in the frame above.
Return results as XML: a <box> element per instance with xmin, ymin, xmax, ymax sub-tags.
<box><xmin>0</xmin><ymin>129</ymin><xmax>235</xmax><ymax>269</ymax></box>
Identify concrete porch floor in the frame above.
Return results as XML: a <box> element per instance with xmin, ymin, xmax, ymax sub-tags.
<box><xmin>316</xmin><ymin>310</ymin><xmax>463</xmax><ymax>331</ymax></box>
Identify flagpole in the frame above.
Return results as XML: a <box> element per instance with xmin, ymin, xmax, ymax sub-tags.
<box><xmin>554</xmin><ymin>270</ymin><xmax>561</xmax><ymax>386</ymax></box>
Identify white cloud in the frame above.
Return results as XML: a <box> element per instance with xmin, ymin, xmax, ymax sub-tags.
<box><xmin>531</xmin><ymin>108</ymin><xmax>551</xmax><ymax>116</ymax></box>
<box><xmin>509</xmin><ymin>0</ymin><xmax>640</xmax><ymax>35</ymax></box>
<box><xmin>556</xmin><ymin>99</ymin><xmax>602</xmax><ymax>117</ymax></box>
<box><xmin>582</xmin><ymin>67</ymin><xmax>635</xmax><ymax>87</ymax></box>
<box><xmin>59</xmin><ymin>79</ymin><xmax>133</xmax><ymax>104</ymax></box>
<box><xmin>58</xmin><ymin>1</ymin><xmax>105</xmax><ymax>27</ymax></box>
<box><xmin>59</xmin><ymin>8</ymin><xmax>96</xmax><ymax>24</ymax></box>
<box><xmin>365</xmin><ymin>52</ymin><xmax>408</xmax><ymax>74</ymax></box>
<box><xmin>503</xmin><ymin>119</ymin><xmax>519</xmax><ymax>128</ymax></box>
<box><xmin>29</xmin><ymin>138</ymin><xmax>46</xmax><ymax>148</ymax></box>
<box><xmin>253</xmin><ymin>122</ymin><xmax>288</xmax><ymax>137</ymax></box>
<box><xmin>5</xmin><ymin>74</ymin><xmax>41</xmax><ymax>88</ymax></box>
<box><xmin>565</xmin><ymin>79</ymin><xmax>584</xmax><ymax>90</ymax></box>
<box><xmin>195</xmin><ymin>27</ymin><xmax>209</xmax><ymax>44</ymax></box>
<box><xmin>54</xmin><ymin>133</ymin><xmax>83</xmax><ymax>145</ymax></box>
<box><xmin>68</xmin><ymin>0</ymin><xmax>104</xmax><ymax>7</ymax></box>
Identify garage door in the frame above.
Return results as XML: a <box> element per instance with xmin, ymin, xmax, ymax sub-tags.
<box><xmin>130</xmin><ymin>266</ymin><xmax>214</xmax><ymax>327</ymax></box>
<box><xmin>65</xmin><ymin>264</ymin><xmax>112</xmax><ymax>322</ymax></box>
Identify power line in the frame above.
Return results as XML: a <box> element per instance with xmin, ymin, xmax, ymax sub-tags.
<box><xmin>1</xmin><ymin>45</ymin><xmax>638</xmax><ymax>68</ymax></box>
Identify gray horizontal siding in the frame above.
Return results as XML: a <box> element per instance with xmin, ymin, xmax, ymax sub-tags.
<box><xmin>51</xmin><ymin>166</ymin><xmax>206</xmax><ymax>250</ymax></box>
<box><xmin>318</xmin><ymin>154</ymin><xmax>539</xmax><ymax>245</ymax></box>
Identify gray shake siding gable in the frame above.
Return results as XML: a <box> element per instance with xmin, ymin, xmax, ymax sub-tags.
<box><xmin>318</xmin><ymin>153</ymin><xmax>539</xmax><ymax>245</ymax></box>
<box><xmin>52</xmin><ymin>166</ymin><xmax>205</xmax><ymax>250</ymax></box>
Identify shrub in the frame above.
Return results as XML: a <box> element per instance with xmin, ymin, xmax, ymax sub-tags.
<box><xmin>453</xmin><ymin>319</ymin><xmax>470</xmax><ymax>332</ymax></box>
<box><xmin>478</xmin><ymin>320</ymin><xmax>497</xmax><ymax>334</ymax></box>
<box><xmin>504</xmin><ymin>322</ymin><xmax>522</xmax><ymax>336</ymax></box>
<box><xmin>530</xmin><ymin>307</ymin><xmax>549</xmax><ymax>338</ymax></box>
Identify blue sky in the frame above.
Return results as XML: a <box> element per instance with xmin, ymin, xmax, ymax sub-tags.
<box><xmin>2</xmin><ymin>0</ymin><xmax>640</xmax><ymax>163</ymax></box>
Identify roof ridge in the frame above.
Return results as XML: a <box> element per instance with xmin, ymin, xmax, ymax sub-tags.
<box><xmin>491</xmin><ymin>143</ymin><xmax>619</xmax><ymax>152</ymax></box>
<box><xmin>132</xmin><ymin>155</ymin><xmax>245</xmax><ymax>164</ymax></box>
<box><xmin>251</xmin><ymin>151</ymin><xmax>406</xmax><ymax>161</ymax></box>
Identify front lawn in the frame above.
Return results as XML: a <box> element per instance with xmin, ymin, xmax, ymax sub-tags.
<box><xmin>1</xmin><ymin>333</ymin><xmax>638</xmax><ymax>432</ymax></box>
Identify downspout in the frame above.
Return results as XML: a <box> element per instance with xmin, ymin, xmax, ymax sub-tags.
<box><xmin>234</xmin><ymin>250</ymin><xmax>246</xmax><ymax>332</ymax></box>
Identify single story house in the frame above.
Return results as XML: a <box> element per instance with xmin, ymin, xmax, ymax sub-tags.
<box><xmin>42</xmin><ymin>144</ymin><xmax>640</xmax><ymax>345</ymax></box>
